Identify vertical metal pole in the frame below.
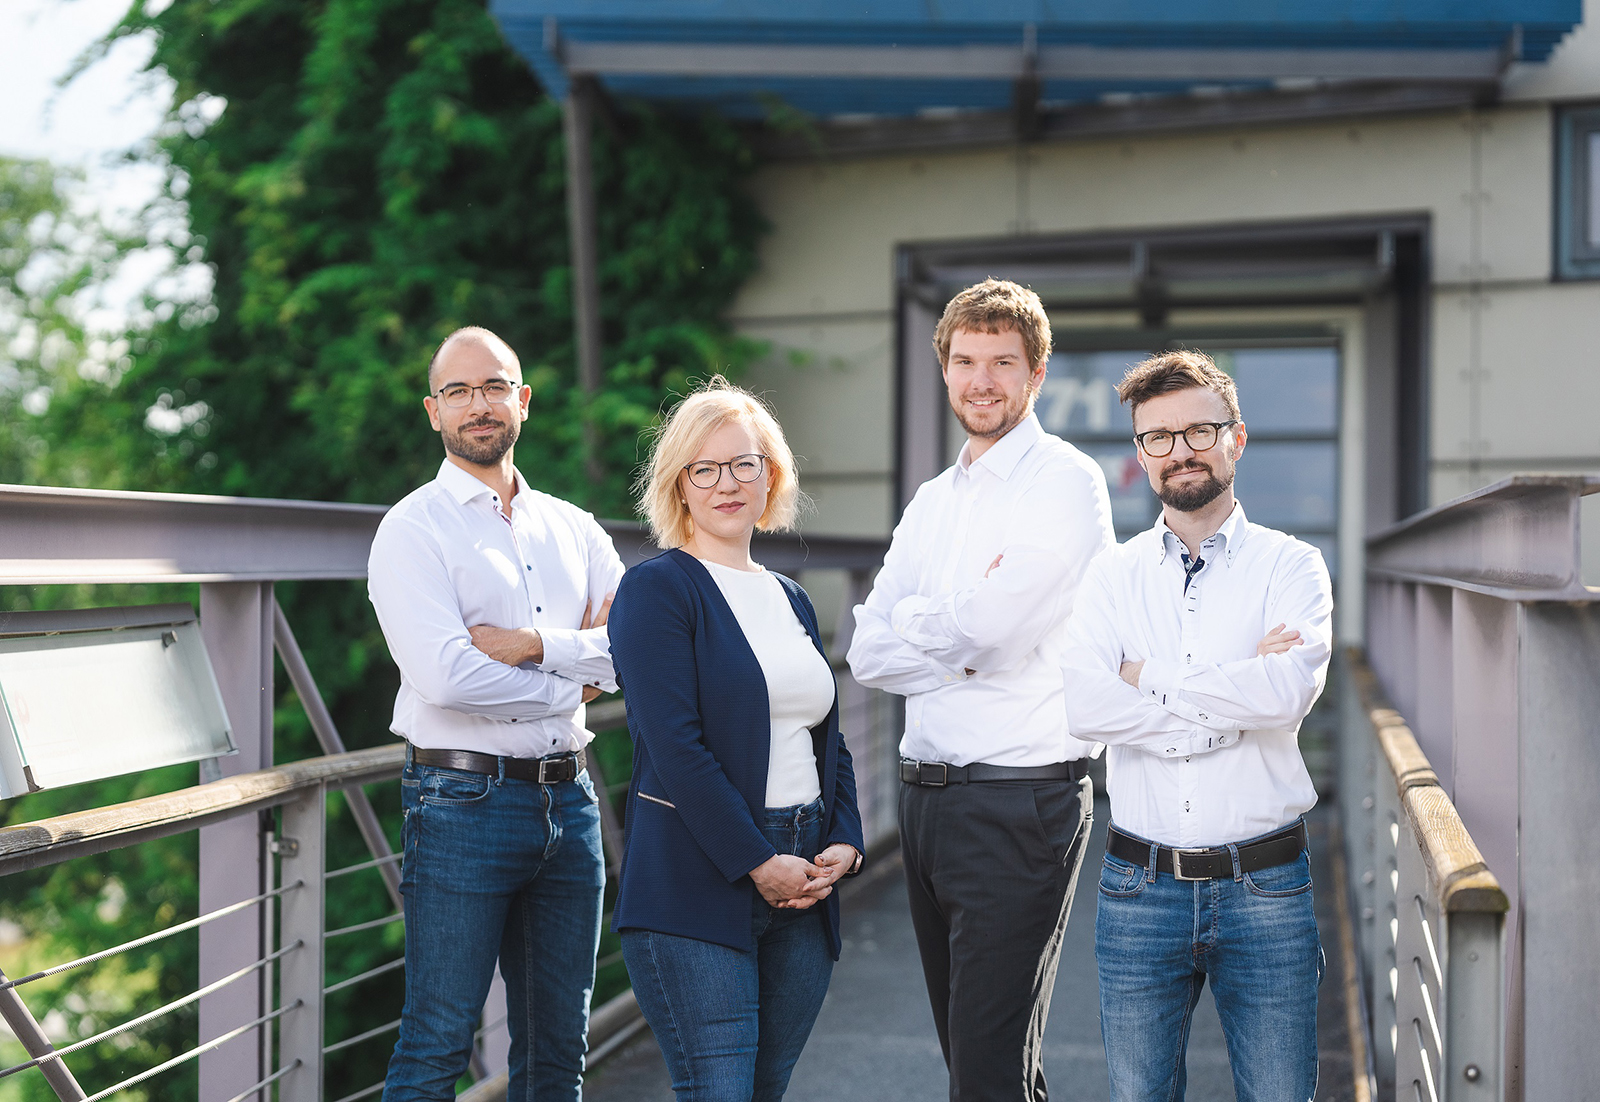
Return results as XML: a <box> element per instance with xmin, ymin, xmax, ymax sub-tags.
<box><xmin>277</xmin><ymin>785</ymin><xmax>326</xmax><ymax>1102</ymax></box>
<box><xmin>563</xmin><ymin>75</ymin><xmax>603</xmax><ymax>483</ymax></box>
<box><xmin>198</xmin><ymin>581</ymin><xmax>274</xmax><ymax>1102</ymax></box>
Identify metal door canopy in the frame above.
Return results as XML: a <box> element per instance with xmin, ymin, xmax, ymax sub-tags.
<box><xmin>498</xmin><ymin>0</ymin><xmax>1580</xmax><ymax>116</ymax></box>
<box><xmin>0</xmin><ymin>605</ymin><xmax>235</xmax><ymax>798</ymax></box>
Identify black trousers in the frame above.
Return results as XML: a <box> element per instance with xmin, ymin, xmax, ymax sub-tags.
<box><xmin>899</xmin><ymin>775</ymin><xmax>1093</xmax><ymax>1102</ymax></box>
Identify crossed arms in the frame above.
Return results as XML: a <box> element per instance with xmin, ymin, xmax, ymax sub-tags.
<box><xmin>1060</xmin><ymin>546</ymin><xmax>1333</xmax><ymax>758</ymax></box>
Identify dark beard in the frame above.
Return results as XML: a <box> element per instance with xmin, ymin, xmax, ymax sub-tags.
<box><xmin>1157</xmin><ymin>463</ymin><xmax>1230</xmax><ymax>512</ymax></box>
<box><xmin>443</xmin><ymin>414</ymin><xmax>520</xmax><ymax>465</ymax></box>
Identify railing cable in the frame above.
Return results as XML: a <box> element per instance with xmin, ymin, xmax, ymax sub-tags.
<box><xmin>325</xmin><ymin>912</ymin><xmax>404</xmax><ymax>940</ymax></box>
<box><xmin>324</xmin><ymin>955</ymin><xmax>405</xmax><ymax>996</ymax></box>
<box><xmin>323</xmin><ymin>1016</ymin><xmax>402</xmax><ymax>1056</ymax></box>
<box><xmin>329</xmin><ymin>1080</ymin><xmax>387</xmax><ymax>1102</ymax></box>
<box><xmin>325</xmin><ymin>852</ymin><xmax>403</xmax><ymax>881</ymax></box>
<box><xmin>78</xmin><ymin>999</ymin><xmax>302</xmax><ymax>1102</ymax></box>
<box><xmin>219</xmin><ymin>1058</ymin><xmax>301</xmax><ymax>1102</ymax></box>
<box><xmin>0</xmin><ymin>941</ymin><xmax>304</xmax><ymax>1082</ymax></box>
<box><xmin>0</xmin><ymin>881</ymin><xmax>304</xmax><ymax>993</ymax></box>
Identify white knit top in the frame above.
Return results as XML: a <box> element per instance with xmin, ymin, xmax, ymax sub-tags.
<box><xmin>700</xmin><ymin>559</ymin><xmax>832</xmax><ymax>807</ymax></box>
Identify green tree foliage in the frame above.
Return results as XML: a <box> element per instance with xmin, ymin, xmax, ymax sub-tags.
<box><xmin>1</xmin><ymin>0</ymin><xmax>764</xmax><ymax>1096</ymax></box>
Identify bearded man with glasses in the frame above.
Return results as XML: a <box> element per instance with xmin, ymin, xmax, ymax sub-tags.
<box><xmin>1061</xmin><ymin>349</ymin><xmax>1333</xmax><ymax>1102</ymax></box>
<box><xmin>368</xmin><ymin>326</ymin><xmax>625</xmax><ymax>1101</ymax></box>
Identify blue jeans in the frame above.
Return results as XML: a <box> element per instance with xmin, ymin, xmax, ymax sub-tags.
<box><xmin>1095</xmin><ymin>821</ymin><xmax>1322</xmax><ymax>1102</ymax></box>
<box><xmin>384</xmin><ymin>758</ymin><xmax>605</xmax><ymax>1102</ymax></box>
<box><xmin>620</xmin><ymin>798</ymin><xmax>834</xmax><ymax>1102</ymax></box>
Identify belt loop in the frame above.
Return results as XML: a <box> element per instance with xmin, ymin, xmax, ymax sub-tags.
<box><xmin>1227</xmin><ymin>842</ymin><xmax>1243</xmax><ymax>882</ymax></box>
<box><xmin>404</xmin><ymin>742</ymin><xmax>413</xmax><ymax>768</ymax></box>
<box><xmin>1145</xmin><ymin>841</ymin><xmax>1158</xmax><ymax>884</ymax></box>
<box><xmin>496</xmin><ymin>756</ymin><xmax>506</xmax><ymax>786</ymax></box>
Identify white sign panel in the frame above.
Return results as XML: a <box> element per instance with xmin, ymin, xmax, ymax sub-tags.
<box><xmin>0</xmin><ymin>611</ymin><xmax>235</xmax><ymax>798</ymax></box>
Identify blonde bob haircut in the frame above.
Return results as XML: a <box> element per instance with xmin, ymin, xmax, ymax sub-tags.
<box><xmin>639</xmin><ymin>376</ymin><xmax>804</xmax><ymax>548</ymax></box>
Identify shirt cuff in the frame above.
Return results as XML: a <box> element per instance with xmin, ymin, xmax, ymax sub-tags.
<box><xmin>1137</xmin><ymin>656</ymin><xmax>1184</xmax><ymax>708</ymax></box>
<box><xmin>1152</xmin><ymin>729</ymin><xmax>1243</xmax><ymax>758</ymax></box>
<box><xmin>536</xmin><ymin>627</ymin><xmax>583</xmax><ymax>679</ymax></box>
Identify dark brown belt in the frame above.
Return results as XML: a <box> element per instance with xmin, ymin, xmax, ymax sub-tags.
<box><xmin>1106</xmin><ymin>820</ymin><xmax>1307</xmax><ymax>881</ymax></box>
<box><xmin>408</xmin><ymin>745</ymin><xmax>585</xmax><ymax>785</ymax></box>
<box><xmin>900</xmin><ymin>758</ymin><xmax>1089</xmax><ymax>787</ymax></box>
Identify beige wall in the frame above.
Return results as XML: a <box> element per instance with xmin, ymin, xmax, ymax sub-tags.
<box><xmin>733</xmin><ymin>8</ymin><xmax>1600</xmax><ymax>594</ymax></box>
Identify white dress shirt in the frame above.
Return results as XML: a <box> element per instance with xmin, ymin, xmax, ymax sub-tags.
<box><xmin>700</xmin><ymin>560</ymin><xmax>830</xmax><ymax>808</ymax></box>
<box><xmin>847</xmin><ymin>413</ymin><xmax>1116</xmax><ymax>767</ymax></box>
<box><xmin>1061</xmin><ymin>503</ymin><xmax>1333</xmax><ymax>848</ymax></box>
<box><xmin>368</xmin><ymin>459</ymin><xmax>625</xmax><ymax>758</ymax></box>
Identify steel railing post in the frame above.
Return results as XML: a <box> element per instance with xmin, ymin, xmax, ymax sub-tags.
<box><xmin>198</xmin><ymin>581</ymin><xmax>275</xmax><ymax>1101</ymax></box>
<box><xmin>277</xmin><ymin>783</ymin><xmax>327</xmax><ymax>1102</ymax></box>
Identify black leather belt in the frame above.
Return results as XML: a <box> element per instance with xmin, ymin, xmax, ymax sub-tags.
<box><xmin>409</xmin><ymin>745</ymin><xmax>585</xmax><ymax>784</ymax></box>
<box><xmin>900</xmin><ymin>758</ymin><xmax>1089</xmax><ymax>787</ymax></box>
<box><xmin>1106</xmin><ymin>821</ymin><xmax>1307</xmax><ymax>881</ymax></box>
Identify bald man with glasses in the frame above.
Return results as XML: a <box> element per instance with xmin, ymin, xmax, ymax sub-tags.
<box><xmin>369</xmin><ymin>327</ymin><xmax>624</xmax><ymax>1101</ymax></box>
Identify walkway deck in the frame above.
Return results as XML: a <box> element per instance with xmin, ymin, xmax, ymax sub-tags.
<box><xmin>586</xmin><ymin>798</ymin><xmax>1356</xmax><ymax>1101</ymax></box>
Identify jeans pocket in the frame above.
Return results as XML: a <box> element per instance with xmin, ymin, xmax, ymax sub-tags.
<box><xmin>575</xmin><ymin>769</ymin><xmax>600</xmax><ymax>805</ymax></box>
<box><xmin>1243</xmin><ymin>852</ymin><xmax>1313</xmax><ymax>897</ymax></box>
<box><xmin>1099</xmin><ymin>855</ymin><xmax>1147</xmax><ymax>898</ymax></box>
<box><xmin>417</xmin><ymin>767</ymin><xmax>493</xmax><ymax>806</ymax></box>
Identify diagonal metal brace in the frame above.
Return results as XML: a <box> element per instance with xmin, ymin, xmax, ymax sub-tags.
<box><xmin>272</xmin><ymin>601</ymin><xmax>402</xmax><ymax>911</ymax></box>
<box><xmin>0</xmin><ymin>968</ymin><xmax>86</xmax><ymax>1100</ymax></box>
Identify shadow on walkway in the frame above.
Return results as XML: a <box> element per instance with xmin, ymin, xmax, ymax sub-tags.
<box><xmin>585</xmin><ymin>797</ymin><xmax>1356</xmax><ymax>1101</ymax></box>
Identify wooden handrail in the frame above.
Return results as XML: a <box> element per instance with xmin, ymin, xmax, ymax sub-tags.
<box><xmin>0</xmin><ymin>745</ymin><xmax>404</xmax><ymax>876</ymax></box>
<box><xmin>1347</xmin><ymin>648</ymin><xmax>1507</xmax><ymax>915</ymax></box>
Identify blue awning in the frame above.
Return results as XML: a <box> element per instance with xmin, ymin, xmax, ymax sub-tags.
<box><xmin>492</xmin><ymin>1</ymin><xmax>1581</xmax><ymax>119</ymax></box>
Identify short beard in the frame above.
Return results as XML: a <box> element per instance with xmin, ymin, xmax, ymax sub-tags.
<box><xmin>1156</xmin><ymin>462</ymin><xmax>1231</xmax><ymax>512</ymax></box>
<box><xmin>443</xmin><ymin>414</ymin><xmax>520</xmax><ymax>466</ymax></box>
<box><xmin>951</xmin><ymin>383</ymin><xmax>1038</xmax><ymax>441</ymax></box>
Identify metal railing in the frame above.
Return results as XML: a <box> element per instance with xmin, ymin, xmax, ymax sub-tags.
<box><xmin>1344</xmin><ymin>474</ymin><xmax>1600</xmax><ymax>1101</ymax></box>
<box><xmin>0</xmin><ymin>483</ymin><xmax>899</xmax><ymax>1100</ymax></box>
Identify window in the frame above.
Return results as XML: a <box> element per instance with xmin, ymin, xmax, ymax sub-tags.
<box><xmin>1555</xmin><ymin>104</ymin><xmax>1600</xmax><ymax>280</ymax></box>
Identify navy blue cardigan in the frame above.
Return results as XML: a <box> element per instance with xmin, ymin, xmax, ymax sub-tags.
<box><xmin>608</xmin><ymin>549</ymin><xmax>865</xmax><ymax>958</ymax></box>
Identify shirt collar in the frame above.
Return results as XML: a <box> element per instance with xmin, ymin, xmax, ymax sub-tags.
<box><xmin>435</xmin><ymin>458</ymin><xmax>528</xmax><ymax>511</ymax></box>
<box><xmin>1155</xmin><ymin>500</ymin><xmax>1250</xmax><ymax>565</ymax></box>
<box><xmin>955</xmin><ymin>412</ymin><xmax>1047</xmax><ymax>482</ymax></box>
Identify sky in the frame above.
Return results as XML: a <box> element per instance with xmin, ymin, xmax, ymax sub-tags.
<box><xmin>0</xmin><ymin>0</ymin><xmax>206</xmax><ymax>358</ymax></box>
<box><xmin>0</xmin><ymin>0</ymin><xmax>171</xmax><ymax>220</ymax></box>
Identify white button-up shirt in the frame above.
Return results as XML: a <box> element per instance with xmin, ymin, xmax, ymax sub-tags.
<box><xmin>368</xmin><ymin>460</ymin><xmax>625</xmax><ymax>758</ymax></box>
<box><xmin>847</xmin><ymin>414</ymin><xmax>1115</xmax><ymax>767</ymax></box>
<box><xmin>1061</xmin><ymin>503</ymin><xmax>1333</xmax><ymax>848</ymax></box>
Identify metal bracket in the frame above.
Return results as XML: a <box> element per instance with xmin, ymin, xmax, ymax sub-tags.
<box><xmin>270</xmin><ymin>837</ymin><xmax>299</xmax><ymax>857</ymax></box>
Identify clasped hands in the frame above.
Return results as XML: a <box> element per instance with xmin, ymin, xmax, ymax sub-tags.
<box><xmin>749</xmin><ymin>844</ymin><xmax>860</xmax><ymax>910</ymax></box>
<box><xmin>1117</xmin><ymin>623</ymin><xmax>1304</xmax><ymax>687</ymax></box>
<box><xmin>467</xmin><ymin>596</ymin><xmax>614</xmax><ymax>703</ymax></box>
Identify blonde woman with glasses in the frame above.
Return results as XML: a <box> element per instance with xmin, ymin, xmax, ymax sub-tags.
<box><xmin>607</xmin><ymin>377</ymin><xmax>864</xmax><ymax>1102</ymax></box>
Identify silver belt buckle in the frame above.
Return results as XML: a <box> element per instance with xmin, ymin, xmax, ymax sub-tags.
<box><xmin>537</xmin><ymin>757</ymin><xmax>567</xmax><ymax>784</ymax></box>
<box><xmin>1171</xmin><ymin>848</ymin><xmax>1209</xmax><ymax>881</ymax></box>
<box><xmin>918</xmin><ymin>761</ymin><xmax>949</xmax><ymax>787</ymax></box>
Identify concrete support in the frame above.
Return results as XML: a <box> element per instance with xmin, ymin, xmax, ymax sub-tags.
<box><xmin>198</xmin><ymin>581</ymin><xmax>274</xmax><ymax>1102</ymax></box>
<box><xmin>895</xmin><ymin>293</ymin><xmax>945</xmax><ymax>514</ymax></box>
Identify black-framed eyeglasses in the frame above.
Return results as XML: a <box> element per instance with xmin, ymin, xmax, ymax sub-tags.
<box><xmin>431</xmin><ymin>380</ymin><xmax>519</xmax><ymax>408</ymax></box>
<box><xmin>1133</xmin><ymin>420</ymin><xmax>1240</xmax><ymax>458</ymax></box>
<box><xmin>683</xmin><ymin>453</ymin><xmax>768</xmax><ymax>490</ymax></box>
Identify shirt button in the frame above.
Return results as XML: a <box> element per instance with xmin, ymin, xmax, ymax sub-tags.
<box><xmin>536</xmin><ymin>606</ymin><xmax>542</xmax><ymax>612</ymax></box>
<box><xmin>526</xmin><ymin>565</ymin><xmax>532</xmax><ymax>571</ymax></box>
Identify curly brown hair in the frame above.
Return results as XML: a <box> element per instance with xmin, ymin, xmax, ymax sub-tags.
<box><xmin>1115</xmin><ymin>350</ymin><xmax>1241</xmax><ymax>420</ymax></box>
